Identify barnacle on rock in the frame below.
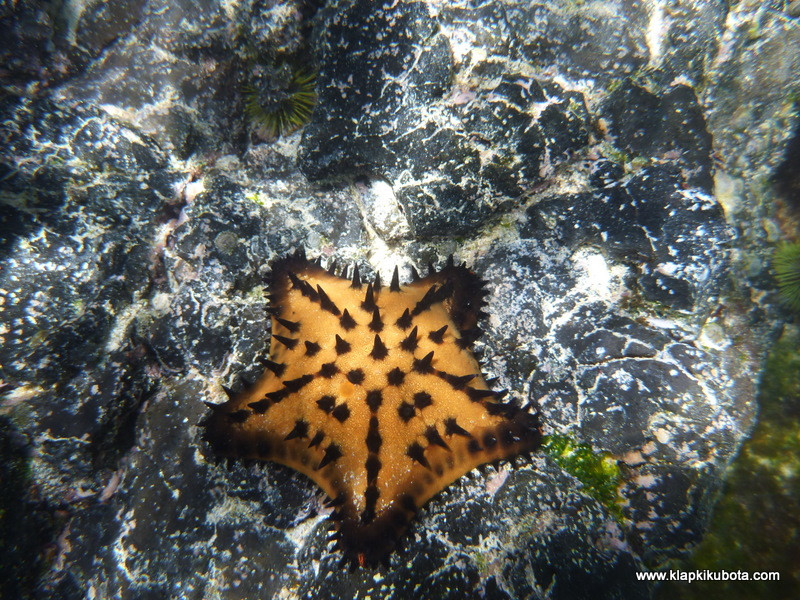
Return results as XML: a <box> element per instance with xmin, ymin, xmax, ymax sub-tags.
<box><xmin>243</xmin><ymin>63</ymin><xmax>316</xmax><ymax>137</ymax></box>
<box><xmin>773</xmin><ymin>242</ymin><xmax>800</xmax><ymax>311</ymax></box>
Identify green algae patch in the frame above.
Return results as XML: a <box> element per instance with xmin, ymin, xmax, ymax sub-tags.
<box><xmin>542</xmin><ymin>434</ymin><xmax>623</xmax><ymax>520</ymax></box>
<box><xmin>656</xmin><ymin>327</ymin><xmax>800</xmax><ymax>600</ymax></box>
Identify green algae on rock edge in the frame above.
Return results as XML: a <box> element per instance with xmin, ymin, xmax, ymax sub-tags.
<box><xmin>542</xmin><ymin>433</ymin><xmax>624</xmax><ymax>520</ymax></box>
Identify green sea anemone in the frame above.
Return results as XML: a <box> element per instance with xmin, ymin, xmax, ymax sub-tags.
<box><xmin>243</xmin><ymin>64</ymin><xmax>316</xmax><ymax>137</ymax></box>
<box><xmin>773</xmin><ymin>242</ymin><xmax>800</xmax><ymax>311</ymax></box>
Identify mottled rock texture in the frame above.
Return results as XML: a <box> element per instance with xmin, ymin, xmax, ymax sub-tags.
<box><xmin>1</xmin><ymin>0</ymin><xmax>798</xmax><ymax>599</ymax></box>
<box><xmin>299</xmin><ymin>0</ymin><xmax>592</xmax><ymax>237</ymax></box>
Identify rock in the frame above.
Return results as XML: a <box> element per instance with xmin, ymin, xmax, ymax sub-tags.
<box><xmin>0</xmin><ymin>99</ymin><xmax>172</xmax><ymax>386</ymax></box>
<box><xmin>0</xmin><ymin>416</ymin><xmax>57</xmax><ymax>600</ymax></box>
<box><xmin>444</xmin><ymin>0</ymin><xmax>651</xmax><ymax>82</ymax></box>
<box><xmin>704</xmin><ymin>0</ymin><xmax>800</xmax><ymax>181</ymax></box>
<box><xmin>73</xmin><ymin>0</ymin><xmax>149</xmax><ymax>58</ymax></box>
<box><xmin>299</xmin><ymin>0</ymin><xmax>592</xmax><ymax>238</ymax></box>
<box><xmin>0</xmin><ymin>99</ymin><xmax>175</xmax><ymax>515</ymax></box>
<box><xmin>136</xmin><ymin>168</ymin><xmax>364</xmax><ymax>375</ymax></box>
<box><xmin>477</xmin><ymin>227</ymin><xmax>744</xmax><ymax>564</ymax></box>
<box><xmin>600</xmin><ymin>82</ymin><xmax>714</xmax><ymax>191</ymax></box>
<box><xmin>0</xmin><ymin>0</ymin><xmax>57</xmax><ymax>85</ymax></box>
<box><xmin>520</xmin><ymin>165</ymin><xmax>730</xmax><ymax>314</ymax></box>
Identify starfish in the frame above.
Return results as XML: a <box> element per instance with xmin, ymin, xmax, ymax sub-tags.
<box><xmin>202</xmin><ymin>249</ymin><xmax>541</xmax><ymax>567</ymax></box>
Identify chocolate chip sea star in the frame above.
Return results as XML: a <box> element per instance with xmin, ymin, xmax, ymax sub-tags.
<box><xmin>203</xmin><ymin>249</ymin><xmax>542</xmax><ymax>566</ymax></box>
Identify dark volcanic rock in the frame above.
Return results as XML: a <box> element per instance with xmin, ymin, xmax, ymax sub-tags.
<box><xmin>0</xmin><ymin>0</ymin><xmax>57</xmax><ymax>85</ymax></box>
<box><xmin>440</xmin><ymin>0</ymin><xmax>651</xmax><ymax>82</ymax></box>
<box><xmin>299</xmin><ymin>0</ymin><xmax>591</xmax><ymax>238</ymax></box>
<box><xmin>72</xmin><ymin>0</ymin><xmax>149</xmax><ymax>58</ymax></box>
<box><xmin>0</xmin><ymin>99</ymin><xmax>170</xmax><ymax>385</ymax></box>
<box><xmin>601</xmin><ymin>82</ymin><xmax>714</xmax><ymax>191</ymax></box>
<box><xmin>0</xmin><ymin>417</ymin><xmax>57</xmax><ymax>600</ymax></box>
<box><xmin>475</xmin><ymin>235</ymin><xmax>741</xmax><ymax>565</ymax></box>
<box><xmin>521</xmin><ymin>165</ymin><xmax>730</xmax><ymax>313</ymax></box>
<box><xmin>0</xmin><ymin>99</ymin><xmax>175</xmax><ymax>511</ymax></box>
<box><xmin>477</xmin><ymin>178</ymin><xmax>739</xmax><ymax>564</ymax></box>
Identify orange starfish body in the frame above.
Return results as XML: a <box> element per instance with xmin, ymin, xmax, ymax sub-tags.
<box><xmin>202</xmin><ymin>250</ymin><xmax>541</xmax><ymax>566</ymax></box>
